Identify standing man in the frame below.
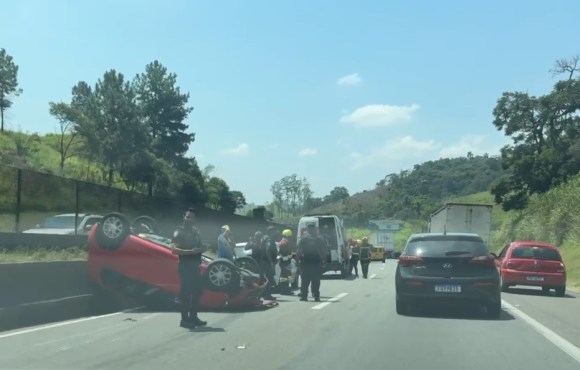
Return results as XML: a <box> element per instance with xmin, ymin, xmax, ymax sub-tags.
<box><xmin>349</xmin><ymin>238</ymin><xmax>360</xmax><ymax>277</ymax></box>
<box><xmin>261</xmin><ymin>226</ymin><xmax>279</xmax><ymax>300</ymax></box>
<box><xmin>359</xmin><ymin>236</ymin><xmax>373</xmax><ymax>279</ymax></box>
<box><xmin>171</xmin><ymin>207</ymin><xmax>207</xmax><ymax>329</ymax></box>
<box><xmin>296</xmin><ymin>223</ymin><xmax>326</xmax><ymax>302</ymax></box>
<box><xmin>217</xmin><ymin>225</ymin><xmax>234</xmax><ymax>261</ymax></box>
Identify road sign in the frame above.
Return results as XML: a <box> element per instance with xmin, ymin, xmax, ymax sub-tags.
<box><xmin>369</xmin><ymin>220</ymin><xmax>401</xmax><ymax>231</ymax></box>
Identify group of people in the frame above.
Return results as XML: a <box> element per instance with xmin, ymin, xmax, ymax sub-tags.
<box><xmin>170</xmin><ymin>207</ymin><xmax>378</xmax><ymax>329</ymax></box>
<box><xmin>348</xmin><ymin>236</ymin><xmax>374</xmax><ymax>279</ymax></box>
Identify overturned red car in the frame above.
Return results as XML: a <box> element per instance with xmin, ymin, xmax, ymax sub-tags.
<box><xmin>88</xmin><ymin>212</ymin><xmax>274</xmax><ymax>311</ymax></box>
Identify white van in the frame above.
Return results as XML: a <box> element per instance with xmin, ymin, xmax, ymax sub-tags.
<box><xmin>296</xmin><ymin>215</ymin><xmax>350</xmax><ymax>277</ymax></box>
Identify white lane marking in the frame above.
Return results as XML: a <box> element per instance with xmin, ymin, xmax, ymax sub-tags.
<box><xmin>312</xmin><ymin>293</ymin><xmax>348</xmax><ymax>310</ymax></box>
<box><xmin>502</xmin><ymin>299</ymin><xmax>580</xmax><ymax>364</ymax></box>
<box><xmin>369</xmin><ymin>274</ymin><xmax>377</xmax><ymax>279</ymax></box>
<box><xmin>13</xmin><ymin>294</ymin><xmax>93</xmax><ymax>308</ymax></box>
<box><xmin>0</xmin><ymin>306</ymin><xmax>145</xmax><ymax>339</ymax></box>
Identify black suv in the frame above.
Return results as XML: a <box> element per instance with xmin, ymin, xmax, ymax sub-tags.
<box><xmin>395</xmin><ymin>233</ymin><xmax>501</xmax><ymax>318</ymax></box>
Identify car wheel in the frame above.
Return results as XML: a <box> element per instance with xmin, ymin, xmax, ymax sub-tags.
<box><xmin>95</xmin><ymin>213</ymin><xmax>130</xmax><ymax>250</ymax></box>
<box><xmin>555</xmin><ymin>286</ymin><xmax>566</xmax><ymax>297</ymax></box>
<box><xmin>131</xmin><ymin>215</ymin><xmax>158</xmax><ymax>234</ymax></box>
<box><xmin>235</xmin><ymin>256</ymin><xmax>258</xmax><ymax>273</ymax></box>
<box><xmin>486</xmin><ymin>300</ymin><xmax>501</xmax><ymax>319</ymax></box>
<box><xmin>396</xmin><ymin>293</ymin><xmax>408</xmax><ymax>315</ymax></box>
<box><xmin>204</xmin><ymin>259</ymin><xmax>241</xmax><ymax>294</ymax></box>
<box><xmin>500</xmin><ymin>275</ymin><xmax>509</xmax><ymax>292</ymax></box>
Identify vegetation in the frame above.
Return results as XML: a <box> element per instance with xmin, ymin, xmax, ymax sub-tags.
<box><xmin>0</xmin><ymin>246</ymin><xmax>87</xmax><ymax>263</ymax></box>
<box><xmin>0</xmin><ymin>47</ymin><xmax>246</xmax><ymax>214</ymax></box>
<box><xmin>0</xmin><ymin>48</ymin><xmax>23</xmax><ymax>132</ymax></box>
<box><xmin>491</xmin><ymin>55</ymin><xmax>580</xmax><ymax>211</ymax></box>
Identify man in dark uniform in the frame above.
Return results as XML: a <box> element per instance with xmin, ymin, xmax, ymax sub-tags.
<box><xmin>296</xmin><ymin>223</ymin><xmax>327</xmax><ymax>302</ymax></box>
<box><xmin>260</xmin><ymin>226</ymin><xmax>279</xmax><ymax>300</ymax></box>
<box><xmin>359</xmin><ymin>236</ymin><xmax>373</xmax><ymax>279</ymax></box>
<box><xmin>171</xmin><ymin>207</ymin><xmax>207</xmax><ymax>329</ymax></box>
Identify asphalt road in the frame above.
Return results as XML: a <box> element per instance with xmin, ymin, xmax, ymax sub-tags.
<box><xmin>1</xmin><ymin>261</ymin><xmax>580</xmax><ymax>370</ymax></box>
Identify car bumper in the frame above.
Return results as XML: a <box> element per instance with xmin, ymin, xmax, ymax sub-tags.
<box><xmin>502</xmin><ymin>270</ymin><xmax>566</xmax><ymax>287</ymax></box>
<box><xmin>396</xmin><ymin>276</ymin><xmax>500</xmax><ymax>303</ymax></box>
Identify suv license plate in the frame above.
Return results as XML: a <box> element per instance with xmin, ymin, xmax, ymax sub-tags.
<box><xmin>435</xmin><ymin>284</ymin><xmax>461</xmax><ymax>293</ymax></box>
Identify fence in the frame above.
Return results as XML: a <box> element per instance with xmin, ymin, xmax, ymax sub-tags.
<box><xmin>0</xmin><ymin>165</ymin><xmax>289</xmax><ymax>245</ymax></box>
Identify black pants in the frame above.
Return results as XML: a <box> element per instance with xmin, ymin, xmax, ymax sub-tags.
<box><xmin>261</xmin><ymin>262</ymin><xmax>276</xmax><ymax>297</ymax></box>
<box><xmin>360</xmin><ymin>260</ymin><xmax>370</xmax><ymax>278</ymax></box>
<box><xmin>300</xmin><ymin>264</ymin><xmax>322</xmax><ymax>299</ymax></box>
<box><xmin>179</xmin><ymin>263</ymin><xmax>203</xmax><ymax>322</ymax></box>
<box><xmin>350</xmin><ymin>255</ymin><xmax>359</xmax><ymax>275</ymax></box>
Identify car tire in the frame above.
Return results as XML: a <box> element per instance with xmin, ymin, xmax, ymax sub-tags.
<box><xmin>95</xmin><ymin>212</ymin><xmax>131</xmax><ymax>250</ymax></box>
<box><xmin>396</xmin><ymin>293</ymin><xmax>408</xmax><ymax>315</ymax></box>
<box><xmin>500</xmin><ymin>275</ymin><xmax>509</xmax><ymax>292</ymax></box>
<box><xmin>131</xmin><ymin>215</ymin><xmax>158</xmax><ymax>234</ymax></box>
<box><xmin>204</xmin><ymin>259</ymin><xmax>241</xmax><ymax>294</ymax></box>
<box><xmin>486</xmin><ymin>300</ymin><xmax>501</xmax><ymax>319</ymax></box>
<box><xmin>235</xmin><ymin>256</ymin><xmax>258</xmax><ymax>273</ymax></box>
<box><xmin>555</xmin><ymin>286</ymin><xmax>566</xmax><ymax>297</ymax></box>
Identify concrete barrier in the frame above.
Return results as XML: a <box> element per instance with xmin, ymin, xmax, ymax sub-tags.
<box><xmin>0</xmin><ymin>261</ymin><xmax>138</xmax><ymax>332</ymax></box>
<box><xmin>0</xmin><ymin>232</ymin><xmax>87</xmax><ymax>250</ymax></box>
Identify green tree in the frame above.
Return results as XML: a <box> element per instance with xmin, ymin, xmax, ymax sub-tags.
<box><xmin>133</xmin><ymin>60</ymin><xmax>195</xmax><ymax>191</ymax></box>
<box><xmin>48</xmin><ymin>102</ymin><xmax>78</xmax><ymax>174</ymax></box>
<box><xmin>0</xmin><ymin>48</ymin><xmax>23</xmax><ymax>132</ymax></box>
<box><xmin>491</xmin><ymin>58</ymin><xmax>580</xmax><ymax>211</ymax></box>
<box><xmin>270</xmin><ymin>174</ymin><xmax>313</xmax><ymax>216</ymax></box>
<box><xmin>92</xmin><ymin>70</ymin><xmax>149</xmax><ymax>187</ymax></box>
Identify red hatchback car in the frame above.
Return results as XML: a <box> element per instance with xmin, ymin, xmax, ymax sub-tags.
<box><xmin>494</xmin><ymin>241</ymin><xmax>566</xmax><ymax>296</ymax></box>
<box><xmin>88</xmin><ymin>212</ymin><xmax>270</xmax><ymax>310</ymax></box>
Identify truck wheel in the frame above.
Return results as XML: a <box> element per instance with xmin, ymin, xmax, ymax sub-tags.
<box><xmin>95</xmin><ymin>213</ymin><xmax>130</xmax><ymax>250</ymax></box>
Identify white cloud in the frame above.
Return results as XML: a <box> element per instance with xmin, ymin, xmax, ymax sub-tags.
<box><xmin>298</xmin><ymin>148</ymin><xmax>317</xmax><ymax>156</ymax></box>
<box><xmin>350</xmin><ymin>136</ymin><xmax>440</xmax><ymax>169</ymax></box>
<box><xmin>438</xmin><ymin>135</ymin><xmax>504</xmax><ymax>158</ymax></box>
<box><xmin>337</xmin><ymin>73</ymin><xmax>362</xmax><ymax>86</ymax></box>
<box><xmin>222</xmin><ymin>143</ymin><xmax>249</xmax><ymax>156</ymax></box>
<box><xmin>340</xmin><ymin>104</ymin><xmax>420</xmax><ymax>127</ymax></box>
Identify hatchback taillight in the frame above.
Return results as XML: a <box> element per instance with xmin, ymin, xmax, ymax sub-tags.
<box><xmin>469</xmin><ymin>255</ymin><xmax>496</xmax><ymax>266</ymax></box>
<box><xmin>398</xmin><ymin>255</ymin><xmax>424</xmax><ymax>267</ymax></box>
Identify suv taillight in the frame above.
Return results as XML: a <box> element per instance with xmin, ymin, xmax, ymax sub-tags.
<box><xmin>469</xmin><ymin>255</ymin><xmax>496</xmax><ymax>266</ymax></box>
<box><xmin>399</xmin><ymin>255</ymin><xmax>423</xmax><ymax>267</ymax></box>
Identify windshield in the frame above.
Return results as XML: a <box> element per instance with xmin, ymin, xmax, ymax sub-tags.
<box><xmin>39</xmin><ymin>216</ymin><xmax>79</xmax><ymax>229</ymax></box>
<box><xmin>405</xmin><ymin>237</ymin><xmax>489</xmax><ymax>257</ymax></box>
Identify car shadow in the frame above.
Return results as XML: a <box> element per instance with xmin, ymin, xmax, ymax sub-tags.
<box><xmin>505</xmin><ymin>287</ymin><xmax>576</xmax><ymax>299</ymax></box>
<box><xmin>406</xmin><ymin>302</ymin><xmax>516</xmax><ymax>321</ymax></box>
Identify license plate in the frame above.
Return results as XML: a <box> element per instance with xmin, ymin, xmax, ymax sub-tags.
<box><xmin>527</xmin><ymin>276</ymin><xmax>544</xmax><ymax>281</ymax></box>
<box><xmin>435</xmin><ymin>284</ymin><xmax>461</xmax><ymax>293</ymax></box>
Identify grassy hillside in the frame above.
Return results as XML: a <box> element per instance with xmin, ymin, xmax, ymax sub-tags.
<box><xmin>310</xmin><ymin>155</ymin><xmax>504</xmax><ymax>227</ymax></box>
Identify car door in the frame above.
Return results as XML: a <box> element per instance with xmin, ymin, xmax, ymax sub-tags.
<box><xmin>495</xmin><ymin>244</ymin><xmax>509</xmax><ymax>271</ymax></box>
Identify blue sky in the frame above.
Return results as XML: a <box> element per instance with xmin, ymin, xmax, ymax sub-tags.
<box><xmin>1</xmin><ymin>0</ymin><xmax>579</xmax><ymax>205</ymax></box>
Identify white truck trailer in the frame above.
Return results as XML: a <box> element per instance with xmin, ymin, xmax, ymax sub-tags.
<box><xmin>428</xmin><ymin>203</ymin><xmax>493</xmax><ymax>246</ymax></box>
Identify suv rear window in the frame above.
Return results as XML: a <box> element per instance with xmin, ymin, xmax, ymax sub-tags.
<box><xmin>511</xmin><ymin>246</ymin><xmax>561</xmax><ymax>261</ymax></box>
<box><xmin>404</xmin><ymin>236</ymin><xmax>489</xmax><ymax>257</ymax></box>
